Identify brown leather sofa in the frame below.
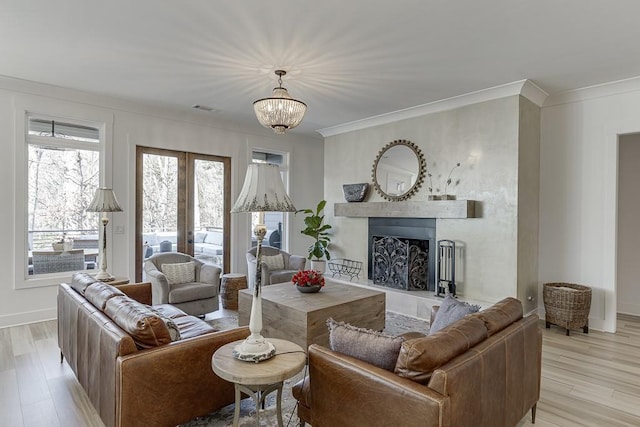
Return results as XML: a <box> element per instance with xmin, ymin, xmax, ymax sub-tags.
<box><xmin>57</xmin><ymin>273</ymin><xmax>249</xmax><ymax>427</ymax></box>
<box><xmin>293</xmin><ymin>297</ymin><xmax>542</xmax><ymax>427</ymax></box>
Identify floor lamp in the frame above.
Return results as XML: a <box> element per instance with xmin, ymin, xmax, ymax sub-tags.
<box><xmin>86</xmin><ymin>188</ymin><xmax>122</xmax><ymax>281</ymax></box>
<box><xmin>231</xmin><ymin>163</ymin><xmax>296</xmax><ymax>362</ymax></box>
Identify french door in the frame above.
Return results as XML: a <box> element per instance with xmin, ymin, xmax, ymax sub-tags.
<box><xmin>135</xmin><ymin>147</ymin><xmax>231</xmax><ymax>281</ymax></box>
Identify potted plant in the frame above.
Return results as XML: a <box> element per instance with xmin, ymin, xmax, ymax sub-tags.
<box><xmin>52</xmin><ymin>232</ymin><xmax>73</xmax><ymax>252</ymax></box>
<box><xmin>297</xmin><ymin>200</ymin><xmax>332</xmax><ymax>273</ymax></box>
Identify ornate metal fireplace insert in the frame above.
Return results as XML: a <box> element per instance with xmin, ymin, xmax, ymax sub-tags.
<box><xmin>368</xmin><ymin>217</ymin><xmax>436</xmax><ymax>291</ymax></box>
<box><xmin>372</xmin><ymin>235</ymin><xmax>429</xmax><ymax>290</ymax></box>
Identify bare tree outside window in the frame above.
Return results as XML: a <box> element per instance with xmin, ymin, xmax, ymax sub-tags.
<box><xmin>26</xmin><ymin>117</ymin><xmax>102</xmax><ymax>276</ymax></box>
<box><xmin>142</xmin><ymin>154</ymin><xmax>179</xmax><ymax>233</ymax></box>
<box><xmin>194</xmin><ymin>159</ymin><xmax>224</xmax><ymax>230</ymax></box>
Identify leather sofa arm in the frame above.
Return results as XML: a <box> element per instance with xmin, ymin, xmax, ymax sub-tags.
<box><xmin>117</xmin><ymin>326</ymin><xmax>250</xmax><ymax>427</ymax></box>
<box><xmin>115</xmin><ymin>282</ymin><xmax>152</xmax><ymax>305</ymax></box>
<box><xmin>306</xmin><ymin>345</ymin><xmax>449</xmax><ymax>427</ymax></box>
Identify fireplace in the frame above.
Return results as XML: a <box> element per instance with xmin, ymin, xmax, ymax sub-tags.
<box><xmin>368</xmin><ymin>217</ymin><xmax>436</xmax><ymax>291</ymax></box>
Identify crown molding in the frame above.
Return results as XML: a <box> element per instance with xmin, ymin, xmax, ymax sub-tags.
<box><xmin>520</xmin><ymin>79</ymin><xmax>549</xmax><ymax>107</ymax></box>
<box><xmin>0</xmin><ymin>74</ymin><xmax>321</xmax><ymax>142</ymax></box>
<box><xmin>543</xmin><ymin>75</ymin><xmax>640</xmax><ymax>107</ymax></box>
<box><xmin>317</xmin><ymin>79</ymin><xmax>548</xmax><ymax>138</ymax></box>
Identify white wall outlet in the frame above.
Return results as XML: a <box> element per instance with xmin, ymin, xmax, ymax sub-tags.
<box><xmin>114</xmin><ymin>225</ymin><xmax>125</xmax><ymax>234</ymax></box>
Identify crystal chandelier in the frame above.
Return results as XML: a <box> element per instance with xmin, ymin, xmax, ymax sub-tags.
<box><xmin>253</xmin><ymin>70</ymin><xmax>307</xmax><ymax>134</ymax></box>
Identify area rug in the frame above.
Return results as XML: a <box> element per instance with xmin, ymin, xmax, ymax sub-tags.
<box><xmin>182</xmin><ymin>311</ymin><xmax>429</xmax><ymax>426</ymax></box>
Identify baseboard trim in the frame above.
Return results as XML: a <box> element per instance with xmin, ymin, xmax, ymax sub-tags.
<box><xmin>617</xmin><ymin>312</ymin><xmax>640</xmax><ymax>322</ymax></box>
<box><xmin>0</xmin><ymin>307</ymin><xmax>56</xmax><ymax>329</ymax></box>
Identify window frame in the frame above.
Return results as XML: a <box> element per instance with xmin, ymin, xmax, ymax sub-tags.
<box><xmin>14</xmin><ymin>95</ymin><xmax>113</xmax><ymax>289</ymax></box>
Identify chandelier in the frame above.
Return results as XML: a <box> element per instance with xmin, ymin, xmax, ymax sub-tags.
<box><xmin>253</xmin><ymin>70</ymin><xmax>307</xmax><ymax>134</ymax></box>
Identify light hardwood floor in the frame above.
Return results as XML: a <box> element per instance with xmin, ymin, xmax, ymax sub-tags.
<box><xmin>1</xmin><ymin>314</ymin><xmax>639</xmax><ymax>427</ymax></box>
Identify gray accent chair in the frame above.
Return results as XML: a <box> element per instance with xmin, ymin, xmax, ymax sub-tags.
<box><xmin>143</xmin><ymin>252</ymin><xmax>221</xmax><ymax>316</ymax></box>
<box><xmin>246</xmin><ymin>246</ymin><xmax>306</xmax><ymax>289</ymax></box>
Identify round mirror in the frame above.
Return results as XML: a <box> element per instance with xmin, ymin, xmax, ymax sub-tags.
<box><xmin>371</xmin><ymin>140</ymin><xmax>426</xmax><ymax>201</ymax></box>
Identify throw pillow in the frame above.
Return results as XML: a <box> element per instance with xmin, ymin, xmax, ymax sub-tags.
<box><xmin>194</xmin><ymin>232</ymin><xmax>207</xmax><ymax>243</ymax></box>
<box><xmin>327</xmin><ymin>318</ymin><xmax>404</xmax><ymax>371</ymax></box>
<box><xmin>161</xmin><ymin>261</ymin><xmax>196</xmax><ymax>285</ymax></box>
<box><xmin>205</xmin><ymin>231</ymin><xmax>224</xmax><ymax>246</ymax></box>
<box><xmin>429</xmin><ymin>295</ymin><xmax>481</xmax><ymax>334</ymax></box>
<box><xmin>262</xmin><ymin>253</ymin><xmax>285</xmax><ymax>270</ymax></box>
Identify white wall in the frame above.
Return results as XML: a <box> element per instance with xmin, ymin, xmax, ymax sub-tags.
<box><xmin>324</xmin><ymin>96</ymin><xmax>540</xmax><ymax>315</ymax></box>
<box><xmin>540</xmin><ymin>77</ymin><xmax>640</xmax><ymax>332</ymax></box>
<box><xmin>616</xmin><ymin>133</ymin><xmax>640</xmax><ymax>316</ymax></box>
<box><xmin>0</xmin><ymin>76</ymin><xmax>323</xmax><ymax>328</ymax></box>
<box><xmin>517</xmin><ymin>98</ymin><xmax>541</xmax><ymax>310</ymax></box>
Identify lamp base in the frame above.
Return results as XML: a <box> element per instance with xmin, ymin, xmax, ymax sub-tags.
<box><xmin>94</xmin><ymin>270</ymin><xmax>114</xmax><ymax>282</ymax></box>
<box><xmin>232</xmin><ymin>335</ymin><xmax>276</xmax><ymax>363</ymax></box>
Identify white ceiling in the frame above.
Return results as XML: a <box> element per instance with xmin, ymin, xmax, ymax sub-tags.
<box><xmin>2</xmin><ymin>1</ymin><xmax>640</xmax><ymax>136</ymax></box>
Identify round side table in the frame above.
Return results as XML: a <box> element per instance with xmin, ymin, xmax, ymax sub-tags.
<box><xmin>212</xmin><ymin>338</ymin><xmax>306</xmax><ymax>427</ymax></box>
<box><xmin>220</xmin><ymin>273</ymin><xmax>248</xmax><ymax>310</ymax></box>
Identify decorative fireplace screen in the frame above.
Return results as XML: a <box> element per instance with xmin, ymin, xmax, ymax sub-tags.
<box><xmin>372</xmin><ymin>235</ymin><xmax>428</xmax><ymax>291</ymax></box>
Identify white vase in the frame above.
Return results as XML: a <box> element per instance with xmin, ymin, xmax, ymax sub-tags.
<box><xmin>52</xmin><ymin>241</ymin><xmax>73</xmax><ymax>252</ymax></box>
<box><xmin>310</xmin><ymin>260</ymin><xmax>326</xmax><ymax>274</ymax></box>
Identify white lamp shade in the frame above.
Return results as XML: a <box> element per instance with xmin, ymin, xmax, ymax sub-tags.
<box><xmin>231</xmin><ymin>163</ymin><xmax>296</xmax><ymax>213</ymax></box>
<box><xmin>86</xmin><ymin>188</ymin><xmax>123</xmax><ymax>212</ymax></box>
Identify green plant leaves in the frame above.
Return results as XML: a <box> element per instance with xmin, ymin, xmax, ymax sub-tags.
<box><xmin>297</xmin><ymin>200</ymin><xmax>332</xmax><ymax>260</ymax></box>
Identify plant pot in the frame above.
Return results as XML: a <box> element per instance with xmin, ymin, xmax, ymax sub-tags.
<box><xmin>296</xmin><ymin>285</ymin><xmax>322</xmax><ymax>293</ymax></box>
<box><xmin>310</xmin><ymin>260</ymin><xmax>326</xmax><ymax>274</ymax></box>
<box><xmin>52</xmin><ymin>241</ymin><xmax>73</xmax><ymax>251</ymax></box>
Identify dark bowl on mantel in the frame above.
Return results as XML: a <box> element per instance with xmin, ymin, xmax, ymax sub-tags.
<box><xmin>342</xmin><ymin>183</ymin><xmax>369</xmax><ymax>202</ymax></box>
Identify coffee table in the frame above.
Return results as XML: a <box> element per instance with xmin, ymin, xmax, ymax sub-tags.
<box><xmin>238</xmin><ymin>281</ymin><xmax>385</xmax><ymax>351</ymax></box>
<box><xmin>212</xmin><ymin>338</ymin><xmax>306</xmax><ymax>427</ymax></box>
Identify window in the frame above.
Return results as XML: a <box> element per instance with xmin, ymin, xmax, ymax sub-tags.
<box><xmin>250</xmin><ymin>150</ymin><xmax>289</xmax><ymax>250</ymax></box>
<box><xmin>26</xmin><ymin>117</ymin><xmax>102</xmax><ymax>277</ymax></box>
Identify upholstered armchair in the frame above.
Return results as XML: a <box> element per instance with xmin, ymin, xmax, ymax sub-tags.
<box><xmin>143</xmin><ymin>252</ymin><xmax>221</xmax><ymax>316</ymax></box>
<box><xmin>246</xmin><ymin>246</ymin><xmax>306</xmax><ymax>288</ymax></box>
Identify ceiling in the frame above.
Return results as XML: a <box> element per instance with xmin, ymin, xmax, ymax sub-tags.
<box><xmin>2</xmin><ymin>1</ymin><xmax>640</xmax><ymax>137</ymax></box>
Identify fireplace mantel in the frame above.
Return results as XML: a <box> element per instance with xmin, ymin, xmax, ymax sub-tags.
<box><xmin>334</xmin><ymin>200</ymin><xmax>475</xmax><ymax>219</ymax></box>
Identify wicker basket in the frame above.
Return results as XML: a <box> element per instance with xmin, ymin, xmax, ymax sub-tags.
<box><xmin>543</xmin><ymin>282</ymin><xmax>592</xmax><ymax>336</ymax></box>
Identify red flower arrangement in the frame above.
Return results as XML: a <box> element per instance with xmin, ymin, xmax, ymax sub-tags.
<box><xmin>292</xmin><ymin>270</ymin><xmax>325</xmax><ymax>288</ymax></box>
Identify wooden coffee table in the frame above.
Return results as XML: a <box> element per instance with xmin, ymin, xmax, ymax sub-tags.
<box><xmin>238</xmin><ymin>281</ymin><xmax>385</xmax><ymax>351</ymax></box>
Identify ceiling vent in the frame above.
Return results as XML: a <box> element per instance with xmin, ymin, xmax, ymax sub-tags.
<box><xmin>192</xmin><ymin>104</ymin><xmax>217</xmax><ymax>112</ymax></box>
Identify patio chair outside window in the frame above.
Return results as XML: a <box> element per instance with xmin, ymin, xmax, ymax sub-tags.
<box><xmin>32</xmin><ymin>250</ymin><xmax>85</xmax><ymax>274</ymax></box>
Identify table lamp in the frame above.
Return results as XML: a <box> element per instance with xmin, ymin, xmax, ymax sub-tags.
<box><xmin>231</xmin><ymin>163</ymin><xmax>296</xmax><ymax>362</ymax></box>
<box><xmin>86</xmin><ymin>188</ymin><xmax>122</xmax><ymax>281</ymax></box>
